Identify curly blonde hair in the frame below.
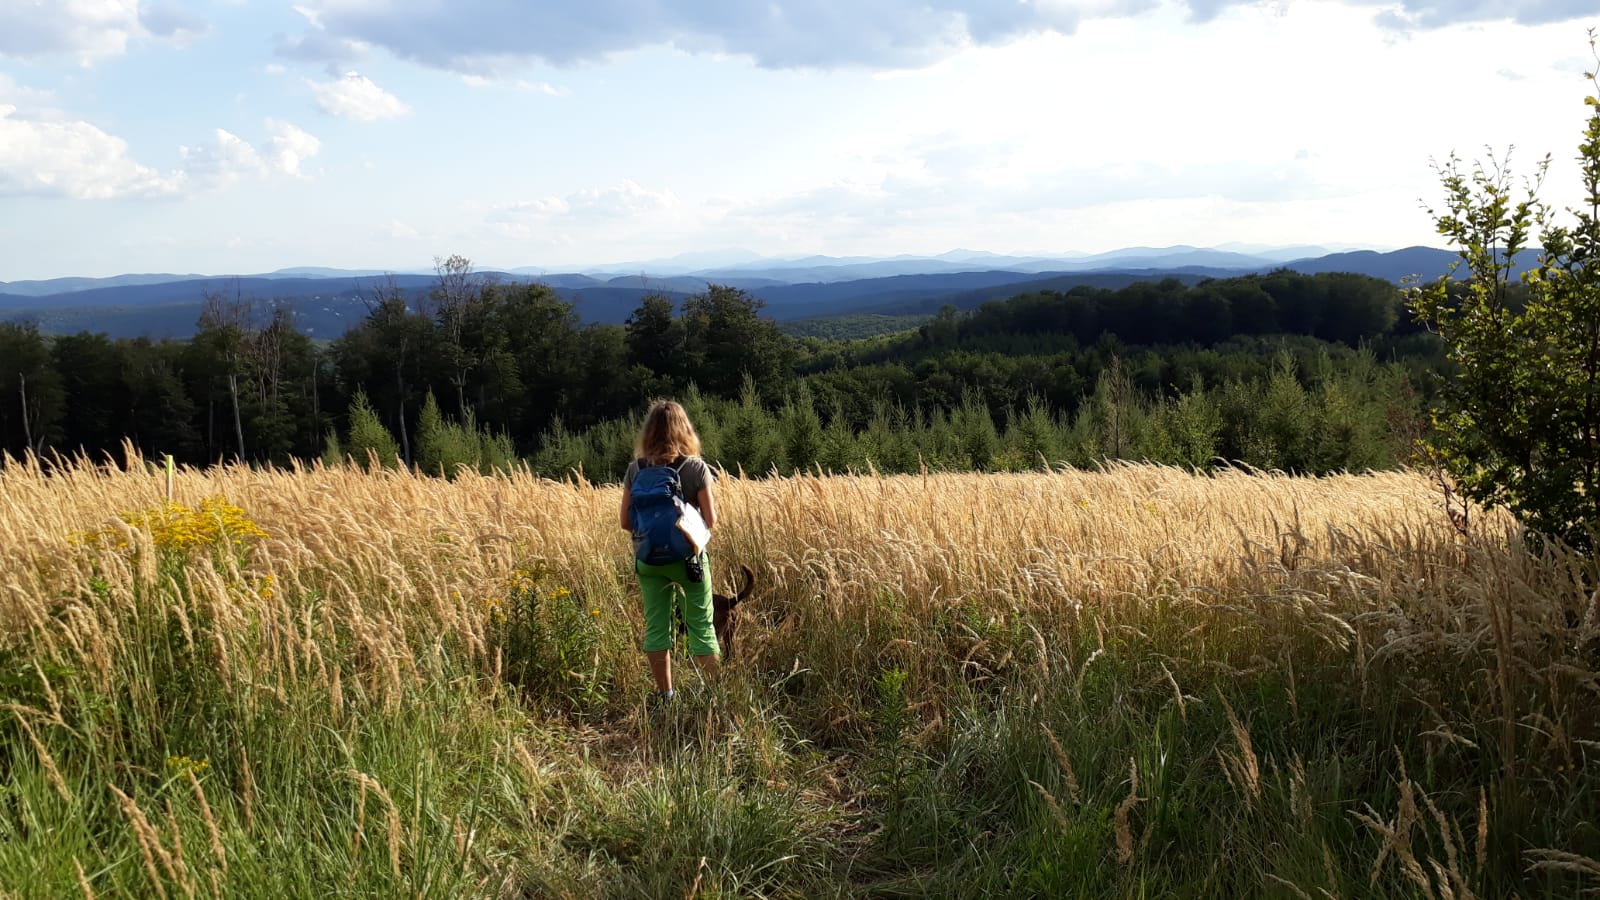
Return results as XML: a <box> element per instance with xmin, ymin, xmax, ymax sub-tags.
<box><xmin>635</xmin><ymin>399</ymin><xmax>702</xmax><ymax>465</ymax></box>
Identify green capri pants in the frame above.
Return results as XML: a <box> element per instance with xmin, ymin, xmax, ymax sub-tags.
<box><xmin>636</xmin><ymin>552</ymin><xmax>720</xmax><ymax>657</ymax></box>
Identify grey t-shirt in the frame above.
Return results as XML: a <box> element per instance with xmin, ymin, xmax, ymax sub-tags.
<box><xmin>623</xmin><ymin>456</ymin><xmax>715</xmax><ymax>513</ymax></box>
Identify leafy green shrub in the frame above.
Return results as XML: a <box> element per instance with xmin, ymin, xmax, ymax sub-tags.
<box><xmin>1411</xmin><ymin>43</ymin><xmax>1600</xmax><ymax>549</ymax></box>
<box><xmin>486</xmin><ymin>564</ymin><xmax>611</xmax><ymax>713</ymax></box>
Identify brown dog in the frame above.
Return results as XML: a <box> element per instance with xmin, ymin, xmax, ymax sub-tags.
<box><xmin>712</xmin><ymin>564</ymin><xmax>755</xmax><ymax>662</ymax></box>
<box><xmin>672</xmin><ymin>563</ymin><xmax>754</xmax><ymax>661</ymax></box>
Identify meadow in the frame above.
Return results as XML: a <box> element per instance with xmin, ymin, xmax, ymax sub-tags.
<box><xmin>1</xmin><ymin>455</ymin><xmax>1597</xmax><ymax>898</ymax></box>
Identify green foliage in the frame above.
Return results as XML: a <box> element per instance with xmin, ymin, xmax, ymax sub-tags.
<box><xmin>817</xmin><ymin>401</ymin><xmax>865</xmax><ymax>473</ymax></box>
<box><xmin>531</xmin><ymin>416</ymin><xmax>591</xmax><ymax>481</ymax></box>
<box><xmin>680</xmin><ymin>285</ymin><xmax>794</xmax><ymax>400</ymax></box>
<box><xmin>1257</xmin><ymin>352</ymin><xmax>1314</xmax><ymax>471</ymax></box>
<box><xmin>320</xmin><ymin>429</ymin><xmax>343</xmax><ymax>468</ymax></box>
<box><xmin>3</xmin><ymin>259</ymin><xmax>1448</xmax><ymax>480</ymax></box>
<box><xmin>780</xmin><ymin>313</ymin><xmax>931</xmax><ymax>341</ymax></box>
<box><xmin>776</xmin><ymin>384</ymin><xmax>824</xmax><ymax>474</ymax></box>
<box><xmin>1079</xmin><ymin>357</ymin><xmax>1149</xmax><ymax>462</ymax></box>
<box><xmin>344</xmin><ymin>390</ymin><xmax>401</xmax><ymax>470</ymax></box>
<box><xmin>416</xmin><ymin>392</ymin><xmax>494</xmax><ymax>478</ymax></box>
<box><xmin>999</xmin><ymin>395</ymin><xmax>1063</xmax><ymax>471</ymax></box>
<box><xmin>624</xmin><ymin>293</ymin><xmax>686</xmax><ymax>393</ymax></box>
<box><xmin>478</xmin><ymin>430</ymin><xmax>516</xmax><ymax>475</ymax></box>
<box><xmin>950</xmin><ymin>391</ymin><xmax>1000</xmax><ymax>471</ymax></box>
<box><xmin>717</xmin><ymin>377</ymin><xmax>781</xmax><ymax>476</ymax></box>
<box><xmin>1410</xmin><ymin>45</ymin><xmax>1600</xmax><ymax>549</ymax></box>
<box><xmin>486</xmin><ymin>565</ymin><xmax>612</xmax><ymax>713</ymax></box>
<box><xmin>1159</xmin><ymin>378</ymin><xmax>1224</xmax><ymax>470</ymax></box>
<box><xmin>0</xmin><ymin>322</ymin><xmax>65</xmax><ymax>456</ymax></box>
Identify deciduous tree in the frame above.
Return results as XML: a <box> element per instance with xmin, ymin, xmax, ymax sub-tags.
<box><xmin>1410</xmin><ymin>37</ymin><xmax>1600</xmax><ymax>549</ymax></box>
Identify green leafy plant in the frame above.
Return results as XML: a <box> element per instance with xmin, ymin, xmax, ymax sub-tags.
<box><xmin>486</xmin><ymin>564</ymin><xmax>610</xmax><ymax>713</ymax></box>
<box><xmin>1410</xmin><ymin>35</ymin><xmax>1600</xmax><ymax>551</ymax></box>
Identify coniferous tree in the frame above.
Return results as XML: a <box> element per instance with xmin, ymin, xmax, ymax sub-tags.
<box><xmin>1002</xmin><ymin>395</ymin><xmax>1062</xmax><ymax>471</ymax></box>
<box><xmin>718</xmin><ymin>376</ymin><xmax>780</xmax><ymax>476</ymax></box>
<box><xmin>777</xmin><ymin>384</ymin><xmax>824</xmax><ymax>474</ymax></box>
<box><xmin>345</xmin><ymin>390</ymin><xmax>401</xmax><ymax>470</ymax></box>
<box><xmin>1161</xmin><ymin>379</ymin><xmax>1224</xmax><ymax>470</ymax></box>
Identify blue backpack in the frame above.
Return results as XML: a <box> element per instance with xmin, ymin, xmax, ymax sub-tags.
<box><xmin>629</xmin><ymin>458</ymin><xmax>696</xmax><ymax>565</ymax></box>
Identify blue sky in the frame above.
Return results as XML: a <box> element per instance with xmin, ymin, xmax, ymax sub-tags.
<box><xmin>0</xmin><ymin>0</ymin><xmax>1595</xmax><ymax>280</ymax></box>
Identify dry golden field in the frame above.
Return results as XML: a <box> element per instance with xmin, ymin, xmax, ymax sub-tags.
<box><xmin>1</xmin><ymin>455</ymin><xmax>1596</xmax><ymax>897</ymax></box>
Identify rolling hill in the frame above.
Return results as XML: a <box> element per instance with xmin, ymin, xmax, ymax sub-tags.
<box><xmin>0</xmin><ymin>245</ymin><xmax>1480</xmax><ymax>339</ymax></box>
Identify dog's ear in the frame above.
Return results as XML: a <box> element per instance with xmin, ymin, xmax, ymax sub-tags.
<box><xmin>730</xmin><ymin>563</ymin><xmax>754</xmax><ymax>607</ymax></box>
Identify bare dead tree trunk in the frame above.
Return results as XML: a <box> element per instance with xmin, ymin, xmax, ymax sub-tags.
<box><xmin>311</xmin><ymin>355</ymin><xmax>321</xmax><ymax>437</ymax></box>
<box><xmin>229</xmin><ymin>373</ymin><xmax>246</xmax><ymax>462</ymax></box>
<box><xmin>18</xmin><ymin>372</ymin><xmax>32</xmax><ymax>455</ymax></box>
<box><xmin>395</xmin><ymin>366</ymin><xmax>411</xmax><ymax>466</ymax></box>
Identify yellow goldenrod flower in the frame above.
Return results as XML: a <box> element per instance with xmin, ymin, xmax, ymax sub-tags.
<box><xmin>165</xmin><ymin>755</ymin><xmax>210</xmax><ymax>775</ymax></box>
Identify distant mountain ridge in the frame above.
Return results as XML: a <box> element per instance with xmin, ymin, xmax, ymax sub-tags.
<box><xmin>0</xmin><ymin>244</ymin><xmax>1485</xmax><ymax>340</ymax></box>
<box><xmin>0</xmin><ymin>243</ymin><xmax>1385</xmax><ymax>297</ymax></box>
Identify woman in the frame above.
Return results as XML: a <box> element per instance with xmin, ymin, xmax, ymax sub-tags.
<box><xmin>618</xmin><ymin>399</ymin><xmax>720</xmax><ymax>702</ymax></box>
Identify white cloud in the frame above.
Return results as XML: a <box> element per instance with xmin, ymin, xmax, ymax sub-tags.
<box><xmin>178</xmin><ymin>128</ymin><xmax>263</xmax><ymax>188</ymax></box>
<box><xmin>501</xmin><ymin>197</ymin><xmax>571</xmax><ymax>216</ymax></box>
<box><xmin>139</xmin><ymin>2</ymin><xmax>208</xmax><ymax>42</ymax></box>
<box><xmin>265</xmin><ymin>119</ymin><xmax>321</xmax><ymax>176</ymax></box>
<box><xmin>497</xmin><ymin>179</ymin><xmax>680</xmax><ymax>222</ymax></box>
<box><xmin>459</xmin><ymin>74</ymin><xmax>567</xmax><ymax>95</ymax></box>
<box><xmin>0</xmin><ymin>0</ymin><xmax>206</xmax><ymax>63</ymax></box>
<box><xmin>519</xmin><ymin>80</ymin><xmax>566</xmax><ymax>96</ymax></box>
<box><xmin>483</xmin><ymin>179</ymin><xmax>684</xmax><ymax>254</ymax></box>
<box><xmin>289</xmin><ymin>0</ymin><xmax>1597</xmax><ymax>74</ymax></box>
<box><xmin>179</xmin><ymin>119</ymin><xmax>322</xmax><ymax>186</ymax></box>
<box><xmin>0</xmin><ymin>98</ymin><xmax>314</xmax><ymax>201</ymax></box>
<box><xmin>0</xmin><ymin>104</ymin><xmax>182</xmax><ymax>198</ymax></box>
<box><xmin>0</xmin><ymin>73</ymin><xmax>56</xmax><ymax>114</ymax></box>
<box><xmin>307</xmin><ymin>71</ymin><xmax>410</xmax><ymax>121</ymax></box>
<box><xmin>292</xmin><ymin>3</ymin><xmax>325</xmax><ymax>29</ymax></box>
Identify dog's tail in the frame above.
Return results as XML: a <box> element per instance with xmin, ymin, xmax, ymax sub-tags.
<box><xmin>732</xmin><ymin>564</ymin><xmax>754</xmax><ymax>605</ymax></box>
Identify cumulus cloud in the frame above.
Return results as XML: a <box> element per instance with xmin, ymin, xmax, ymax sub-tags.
<box><xmin>138</xmin><ymin>2</ymin><xmax>208</xmax><ymax>41</ymax></box>
<box><xmin>178</xmin><ymin>119</ymin><xmax>322</xmax><ymax>186</ymax></box>
<box><xmin>273</xmin><ymin>28</ymin><xmax>365</xmax><ymax>64</ymax></box>
<box><xmin>284</xmin><ymin>1</ymin><xmax>1596</xmax><ymax>73</ymax></box>
<box><xmin>0</xmin><ymin>104</ymin><xmax>182</xmax><ymax>198</ymax></box>
<box><xmin>287</xmin><ymin>0</ymin><xmax>1069</xmax><ymax>72</ymax></box>
<box><xmin>0</xmin><ymin>73</ymin><xmax>56</xmax><ymax>114</ymax></box>
<box><xmin>308</xmin><ymin>71</ymin><xmax>410</xmax><ymax>121</ymax></box>
<box><xmin>497</xmin><ymin>179</ymin><xmax>680</xmax><ymax>222</ymax></box>
<box><xmin>0</xmin><ymin>0</ymin><xmax>206</xmax><ymax>63</ymax></box>
<box><xmin>264</xmin><ymin>119</ymin><xmax>321</xmax><ymax>176</ymax></box>
<box><xmin>178</xmin><ymin>129</ymin><xmax>264</xmax><ymax>188</ymax></box>
<box><xmin>460</xmin><ymin>74</ymin><xmax>567</xmax><ymax>95</ymax></box>
<box><xmin>1373</xmin><ymin>1</ymin><xmax>1592</xmax><ymax>31</ymax></box>
<box><xmin>0</xmin><ymin>92</ymin><xmax>314</xmax><ymax>201</ymax></box>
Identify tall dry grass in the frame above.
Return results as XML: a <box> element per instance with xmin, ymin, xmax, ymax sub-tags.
<box><xmin>1</xmin><ymin>451</ymin><xmax>1597</xmax><ymax>897</ymax></box>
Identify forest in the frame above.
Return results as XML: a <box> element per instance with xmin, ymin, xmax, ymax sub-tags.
<box><xmin>0</xmin><ymin>261</ymin><xmax>1449</xmax><ymax>480</ymax></box>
